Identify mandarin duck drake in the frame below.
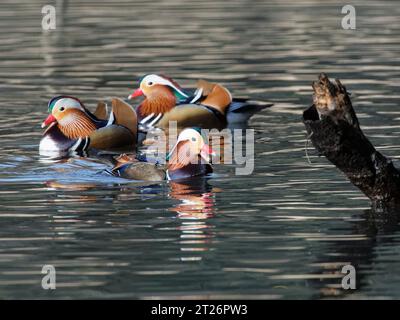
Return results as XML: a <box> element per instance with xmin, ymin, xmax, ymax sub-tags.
<box><xmin>39</xmin><ymin>96</ymin><xmax>138</xmax><ymax>156</ymax></box>
<box><xmin>127</xmin><ymin>74</ymin><xmax>273</xmax><ymax>131</ymax></box>
<box><xmin>110</xmin><ymin>128</ymin><xmax>214</xmax><ymax>181</ymax></box>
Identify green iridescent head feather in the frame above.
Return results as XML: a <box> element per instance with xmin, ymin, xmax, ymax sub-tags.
<box><xmin>173</xmin><ymin>90</ymin><xmax>188</xmax><ymax>102</ymax></box>
<box><xmin>47</xmin><ymin>96</ymin><xmax>83</xmax><ymax>113</ymax></box>
<box><xmin>48</xmin><ymin>96</ymin><xmax>62</xmax><ymax>112</ymax></box>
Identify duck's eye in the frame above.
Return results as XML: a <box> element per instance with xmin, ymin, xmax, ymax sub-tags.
<box><xmin>191</xmin><ymin>137</ymin><xmax>196</xmax><ymax>142</ymax></box>
<box><xmin>148</xmin><ymin>81</ymin><xmax>154</xmax><ymax>86</ymax></box>
<box><xmin>59</xmin><ymin>107</ymin><xmax>65</xmax><ymax>112</ymax></box>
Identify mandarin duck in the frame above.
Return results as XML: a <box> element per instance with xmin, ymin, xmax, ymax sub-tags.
<box><xmin>127</xmin><ymin>74</ymin><xmax>273</xmax><ymax>130</ymax></box>
<box><xmin>110</xmin><ymin>128</ymin><xmax>214</xmax><ymax>181</ymax></box>
<box><xmin>39</xmin><ymin>96</ymin><xmax>138</xmax><ymax>156</ymax></box>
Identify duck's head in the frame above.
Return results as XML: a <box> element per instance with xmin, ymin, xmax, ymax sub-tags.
<box><xmin>129</xmin><ymin>74</ymin><xmax>189</xmax><ymax>100</ymax></box>
<box><xmin>41</xmin><ymin>96</ymin><xmax>98</xmax><ymax>140</ymax></box>
<box><xmin>128</xmin><ymin>74</ymin><xmax>189</xmax><ymax>116</ymax></box>
<box><xmin>167</xmin><ymin>128</ymin><xmax>215</xmax><ymax>171</ymax></box>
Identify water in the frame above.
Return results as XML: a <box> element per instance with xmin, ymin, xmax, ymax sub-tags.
<box><xmin>0</xmin><ymin>0</ymin><xmax>400</xmax><ymax>299</ymax></box>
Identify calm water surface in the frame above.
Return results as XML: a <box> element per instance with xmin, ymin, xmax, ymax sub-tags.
<box><xmin>0</xmin><ymin>0</ymin><xmax>400</xmax><ymax>299</ymax></box>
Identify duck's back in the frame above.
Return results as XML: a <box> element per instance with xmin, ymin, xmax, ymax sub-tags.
<box><xmin>157</xmin><ymin>104</ymin><xmax>226</xmax><ymax>130</ymax></box>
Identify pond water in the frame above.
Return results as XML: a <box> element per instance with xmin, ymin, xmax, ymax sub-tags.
<box><xmin>0</xmin><ymin>0</ymin><xmax>400</xmax><ymax>299</ymax></box>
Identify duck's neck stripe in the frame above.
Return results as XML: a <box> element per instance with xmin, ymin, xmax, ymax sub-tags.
<box><xmin>140</xmin><ymin>113</ymin><xmax>155</xmax><ymax>124</ymax></box>
<box><xmin>148</xmin><ymin>113</ymin><xmax>163</xmax><ymax>127</ymax></box>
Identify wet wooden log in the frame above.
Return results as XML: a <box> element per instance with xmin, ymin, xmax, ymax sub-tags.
<box><xmin>303</xmin><ymin>73</ymin><xmax>400</xmax><ymax>206</ymax></box>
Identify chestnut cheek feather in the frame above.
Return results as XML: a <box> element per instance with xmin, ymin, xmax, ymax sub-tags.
<box><xmin>57</xmin><ymin>111</ymin><xmax>97</xmax><ymax>140</ymax></box>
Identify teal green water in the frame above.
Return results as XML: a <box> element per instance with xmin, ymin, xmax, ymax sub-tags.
<box><xmin>0</xmin><ymin>0</ymin><xmax>400</xmax><ymax>299</ymax></box>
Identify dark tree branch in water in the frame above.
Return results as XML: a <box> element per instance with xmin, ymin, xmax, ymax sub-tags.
<box><xmin>303</xmin><ymin>73</ymin><xmax>400</xmax><ymax>206</ymax></box>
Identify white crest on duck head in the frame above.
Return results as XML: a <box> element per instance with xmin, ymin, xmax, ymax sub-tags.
<box><xmin>177</xmin><ymin>128</ymin><xmax>204</xmax><ymax>144</ymax></box>
<box><xmin>140</xmin><ymin>74</ymin><xmax>189</xmax><ymax>99</ymax></box>
<box><xmin>52</xmin><ymin>97</ymin><xmax>85</xmax><ymax>113</ymax></box>
<box><xmin>167</xmin><ymin>128</ymin><xmax>206</xmax><ymax>161</ymax></box>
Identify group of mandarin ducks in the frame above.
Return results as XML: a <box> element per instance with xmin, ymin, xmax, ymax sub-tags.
<box><xmin>39</xmin><ymin>74</ymin><xmax>272</xmax><ymax>181</ymax></box>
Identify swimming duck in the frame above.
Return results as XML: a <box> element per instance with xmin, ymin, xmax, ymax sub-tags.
<box><xmin>39</xmin><ymin>96</ymin><xmax>138</xmax><ymax>156</ymax></box>
<box><xmin>110</xmin><ymin>128</ymin><xmax>214</xmax><ymax>181</ymax></box>
<box><xmin>128</xmin><ymin>74</ymin><xmax>273</xmax><ymax>130</ymax></box>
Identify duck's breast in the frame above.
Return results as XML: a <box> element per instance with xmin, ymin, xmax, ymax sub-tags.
<box><xmin>167</xmin><ymin>164</ymin><xmax>212</xmax><ymax>180</ymax></box>
<box><xmin>39</xmin><ymin>125</ymin><xmax>77</xmax><ymax>155</ymax></box>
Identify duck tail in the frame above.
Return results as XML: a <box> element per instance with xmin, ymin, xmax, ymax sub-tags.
<box><xmin>226</xmin><ymin>99</ymin><xmax>273</xmax><ymax>124</ymax></box>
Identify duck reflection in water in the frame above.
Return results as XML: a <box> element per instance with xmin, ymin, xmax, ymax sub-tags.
<box><xmin>168</xmin><ymin>178</ymin><xmax>216</xmax><ymax>220</ymax></box>
<box><xmin>167</xmin><ymin>178</ymin><xmax>219</xmax><ymax>257</ymax></box>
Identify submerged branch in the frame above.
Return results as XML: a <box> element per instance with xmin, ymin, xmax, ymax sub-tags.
<box><xmin>303</xmin><ymin>73</ymin><xmax>400</xmax><ymax>206</ymax></box>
